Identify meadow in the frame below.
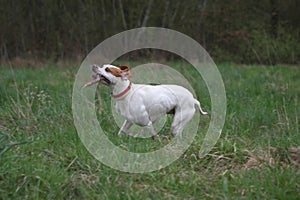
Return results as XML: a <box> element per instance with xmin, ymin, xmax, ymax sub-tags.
<box><xmin>0</xmin><ymin>62</ymin><xmax>299</xmax><ymax>199</ymax></box>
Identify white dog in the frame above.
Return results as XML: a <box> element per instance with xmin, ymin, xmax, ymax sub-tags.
<box><xmin>84</xmin><ymin>64</ymin><xmax>207</xmax><ymax>139</ymax></box>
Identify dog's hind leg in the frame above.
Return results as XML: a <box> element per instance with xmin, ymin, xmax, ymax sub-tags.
<box><xmin>118</xmin><ymin>120</ymin><xmax>133</xmax><ymax>137</ymax></box>
<box><xmin>171</xmin><ymin>107</ymin><xmax>195</xmax><ymax>138</ymax></box>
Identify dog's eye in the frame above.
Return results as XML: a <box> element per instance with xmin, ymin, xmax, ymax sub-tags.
<box><xmin>105</xmin><ymin>68</ymin><xmax>110</xmax><ymax>72</ymax></box>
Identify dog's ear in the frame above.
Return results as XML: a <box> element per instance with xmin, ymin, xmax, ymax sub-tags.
<box><xmin>119</xmin><ymin>66</ymin><xmax>132</xmax><ymax>79</ymax></box>
<box><xmin>119</xmin><ymin>66</ymin><xmax>130</xmax><ymax>72</ymax></box>
<box><xmin>106</xmin><ymin>66</ymin><xmax>132</xmax><ymax>79</ymax></box>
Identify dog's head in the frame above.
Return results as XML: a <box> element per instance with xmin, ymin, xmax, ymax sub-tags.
<box><xmin>83</xmin><ymin>64</ymin><xmax>131</xmax><ymax>88</ymax></box>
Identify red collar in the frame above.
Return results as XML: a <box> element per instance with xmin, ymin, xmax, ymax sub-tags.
<box><xmin>112</xmin><ymin>82</ymin><xmax>132</xmax><ymax>99</ymax></box>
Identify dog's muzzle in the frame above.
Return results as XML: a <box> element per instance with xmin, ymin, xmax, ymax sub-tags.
<box><xmin>98</xmin><ymin>74</ymin><xmax>111</xmax><ymax>85</ymax></box>
<box><xmin>83</xmin><ymin>73</ymin><xmax>111</xmax><ymax>88</ymax></box>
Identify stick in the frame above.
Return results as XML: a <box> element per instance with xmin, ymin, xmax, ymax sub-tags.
<box><xmin>82</xmin><ymin>78</ymin><xmax>101</xmax><ymax>88</ymax></box>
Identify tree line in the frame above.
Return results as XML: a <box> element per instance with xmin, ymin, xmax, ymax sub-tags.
<box><xmin>1</xmin><ymin>0</ymin><xmax>299</xmax><ymax>65</ymax></box>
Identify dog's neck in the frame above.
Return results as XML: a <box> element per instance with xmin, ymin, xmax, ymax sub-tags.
<box><xmin>111</xmin><ymin>79</ymin><xmax>132</xmax><ymax>99</ymax></box>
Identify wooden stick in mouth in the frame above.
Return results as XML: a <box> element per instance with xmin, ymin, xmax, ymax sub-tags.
<box><xmin>82</xmin><ymin>78</ymin><xmax>101</xmax><ymax>88</ymax></box>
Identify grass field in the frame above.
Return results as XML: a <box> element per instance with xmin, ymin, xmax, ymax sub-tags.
<box><xmin>0</xmin><ymin>62</ymin><xmax>299</xmax><ymax>199</ymax></box>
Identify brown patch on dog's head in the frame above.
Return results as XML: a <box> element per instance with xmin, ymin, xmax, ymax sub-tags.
<box><xmin>107</xmin><ymin>66</ymin><xmax>131</xmax><ymax>79</ymax></box>
<box><xmin>106</xmin><ymin>67</ymin><xmax>122</xmax><ymax>77</ymax></box>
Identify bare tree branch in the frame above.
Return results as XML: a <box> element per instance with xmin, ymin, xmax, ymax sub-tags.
<box><xmin>101</xmin><ymin>0</ymin><xmax>107</xmax><ymax>36</ymax></box>
<box><xmin>101</xmin><ymin>0</ymin><xmax>106</xmax><ymax>21</ymax></box>
<box><xmin>162</xmin><ymin>0</ymin><xmax>170</xmax><ymax>27</ymax></box>
<box><xmin>118</xmin><ymin>0</ymin><xmax>127</xmax><ymax>29</ymax></box>
<box><xmin>141</xmin><ymin>0</ymin><xmax>153</xmax><ymax>27</ymax></box>
<box><xmin>169</xmin><ymin>1</ymin><xmax>180</xmax><ymax>27</ymax></box>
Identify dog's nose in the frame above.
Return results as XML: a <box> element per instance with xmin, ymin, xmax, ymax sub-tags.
<box><xmin>92</xmin><ymin>64</ymin><xmax>99</xmax><ymax>73</ymax></box>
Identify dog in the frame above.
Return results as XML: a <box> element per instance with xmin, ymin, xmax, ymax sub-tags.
<box><xmin>83</xmin><ymin>64</ymin><xmax>208</xmax><ymax>139</ymax></box>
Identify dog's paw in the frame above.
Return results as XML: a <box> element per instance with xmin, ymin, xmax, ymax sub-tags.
<box><xmin>151</xmin><ymin>134</ymin><xmax>158</xmax><ymax>140</ymax></box>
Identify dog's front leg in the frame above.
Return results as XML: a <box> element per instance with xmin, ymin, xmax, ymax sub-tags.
<box><xmin>118</xmin><ymin>120</ymin><xmax>133</xmax><ymax>137</ymax></box>
<box><xmin>145</xmin><ymin>121</ymin><xmax>157</xmax><ymax>140</ymax></box>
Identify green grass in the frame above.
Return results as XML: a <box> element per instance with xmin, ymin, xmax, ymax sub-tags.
<box><xmin>0</xmin><ymin>63</ymin><xmax>299</xmax><ymax>199</ymax></box>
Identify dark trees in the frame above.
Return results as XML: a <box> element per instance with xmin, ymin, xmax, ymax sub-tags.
<box><xmin>0</xmin><ymin>0</ymin><xmax>299</xmax><ymax>64</ymax></box>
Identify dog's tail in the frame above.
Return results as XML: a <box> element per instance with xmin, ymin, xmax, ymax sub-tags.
<box><xmin>194</xmin><ymin>99</ymin><xmax>208</xmax><ymax>115</ymax></box>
